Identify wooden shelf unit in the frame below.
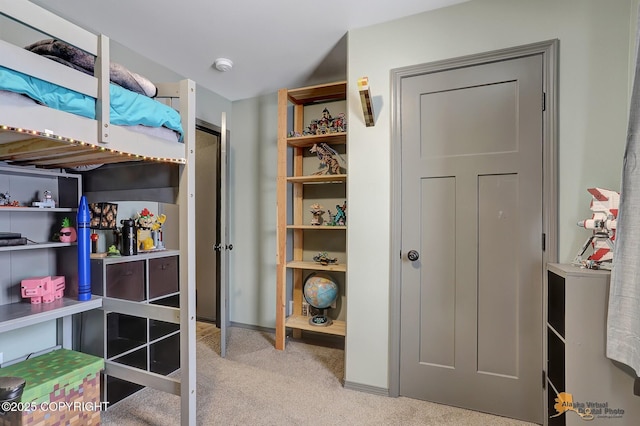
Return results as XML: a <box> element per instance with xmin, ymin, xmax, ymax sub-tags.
<box><xmin>276</xmin><ymin>81</ymin><xmax>348</xmax><ymax>350</ymax></box>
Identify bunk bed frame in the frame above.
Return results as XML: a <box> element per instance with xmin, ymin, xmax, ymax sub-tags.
<box><xmin>0</xmin><ymin>1</ymin><xmax>196</xmax><ymax>424</ymax></box>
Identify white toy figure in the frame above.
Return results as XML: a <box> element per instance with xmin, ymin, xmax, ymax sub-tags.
<box><xmin>573</xmin><ymin>187</ymin><xmax>619</xmax><ymax>269</ymax></box>
<box><xmin>32</xmin><ymin>190</ymin><xmax>56</xmax><ymax>208</ymax></box>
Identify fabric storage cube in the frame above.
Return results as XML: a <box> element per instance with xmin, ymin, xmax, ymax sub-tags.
<box><xmin>0</xmin><ymin>349</ymin><xmax>104</xmax><ymax>425</ymax></box>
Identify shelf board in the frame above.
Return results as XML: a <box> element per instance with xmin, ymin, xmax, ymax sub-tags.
<box><xmin>287</xmin><ymin>225</ymin><xmax>346</xmax><ymax>230</ymax></box>
<box><xmin>287</xmin><ymin>132</ymin><xmax>346</xmax><ymax>148</ymax></box>
<box><xmin>0</xmin><ymin>206</ymin><xmax>76</xmax><ymax>212</ymax></box>
<box><xmin>287</xmin><ymin>81</ymin><xmax>347</xmax><ymax>105</ymax></box>
<box><xmin>0</xmin><ymin>241</ymin><xmax>76</xmax><ymax>252</ymax></box>
<box><xmin>0</xmin><ymin>295</ymin><xmax>102</xmax><ymax>334</ymax></box>
<box><xmin>286</xmin><ymin>261</ymin><xmax>346</xmax><ymax>272</ymax></box>
<box><xmin>287</xmin><ymin>174</ymin><xmax>346</xmax><ymax>184</ymax></box>
<box><xmin>286</xmin><ymin>315</ymin><xmax>345</xmax><ymax>336</ymax></box>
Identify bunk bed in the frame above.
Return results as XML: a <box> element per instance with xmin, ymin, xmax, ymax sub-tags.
<box><xmin>0</xmin><ymin>1</ymin><xmax>196</xmax><ymax>425</ymax></box>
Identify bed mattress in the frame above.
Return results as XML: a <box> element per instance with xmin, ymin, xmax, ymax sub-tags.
<box><xmin>0</xmin><ymin>65</ymin><xmax>183</xmax><ymax>142</ymax></box>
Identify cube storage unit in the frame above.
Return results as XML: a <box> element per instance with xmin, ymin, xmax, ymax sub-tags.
<box><xmin>546</xmin><ymin>263</ymin><xmax>640</xmax><ymax>425</ymax></box>
<box><xmin>82</xmin><ymin>251</ymin><xmax>180</xmax><ymax>405</ymax></box>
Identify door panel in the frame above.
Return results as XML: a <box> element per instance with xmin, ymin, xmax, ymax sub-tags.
<box><xmin>419</xmin><ymin>177</ymin><xmax>456</xmax><ymax>368</ymax></box>
<box><xmin>400</xmin><ymin>54</ymin><xmax>543</xmax><ymax>423</ymax></box>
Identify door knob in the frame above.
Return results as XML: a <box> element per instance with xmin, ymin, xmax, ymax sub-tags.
<box><xmin>407</xmin><ymin>250</ymin><xmax>420</xmax><ymax>261</ymax></box>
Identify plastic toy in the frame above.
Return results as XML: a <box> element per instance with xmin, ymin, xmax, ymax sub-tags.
<box><xmin>573</xmin><ymin>187</ymin><xmax>619</xmax><ymax>269</ymax></box>
<box><xmin>310</xmin><ymin>143</ymin><xmax>345</xmax><ymax>175</ymax></box>
<box><xmin>21</xmin><ymin>276</ymin><xmax>65</xmax><ymax>304</ymax></box>
<box><xmin>59</xmin><ymin>217</ymin><xmax>77</xmax><ymax>243</ymax></box>
<box><xmin>32</xmin><ymin>190</ymin><xmax>56</xmax><ymax>208</ymax></box>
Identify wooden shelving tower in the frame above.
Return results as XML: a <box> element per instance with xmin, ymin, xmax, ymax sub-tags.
<box><xmin>276</xmin><ymin>81</ymin><xmax>347</xmax><ymax>350</ymax></box>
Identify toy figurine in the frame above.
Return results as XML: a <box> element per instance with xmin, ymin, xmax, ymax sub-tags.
<box><xmin>135</xmin><ymin>208</ymin><xmax>167</xmax><ymax>251</ymax></box>
<box><xmin>32</xmin><ymin>190</ymin><xmax>55</xmax><ymax>208</ymax></box>
<box><xmin>334</xmin><ymin>202</ymin><xmax>346</xmax><ymax>226</ymax></box>
<box><xmin>310</xmin><ymin>203</ymin><xmax>325</xmax><ymax>225</ymax></box>
<box><xmin>573</xmin><ymin>187</ymin><xmax>619</xmax><ymax>269</ymax></box>
<box><xmin>21</xmin><ymin>276</ymin><xmax>65</xmax><ymax>304</ymax></box>
<box><xmin>59</xmin><ymin>217</ymin><xmax>77</xmax><ymax>243</ymax></box>
<box><xmin>310</xmin><ymin>143</ymin><xmax>345</xmax><ymax>175</ymax></box>
<box><xmin>313</xmin><ymin>251</ymin><xmax>338</xmax><ymax>266</ymax></box>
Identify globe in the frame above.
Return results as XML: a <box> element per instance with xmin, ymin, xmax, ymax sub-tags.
<box><xmin>304</xmin><ymin>273</ymin><xmax>338</xmax><ymax>309</ymax></box>
<box><xmin>303</xmin><ymin>273</ymin><xmax>338</xmax><ymax>326</ymax></box>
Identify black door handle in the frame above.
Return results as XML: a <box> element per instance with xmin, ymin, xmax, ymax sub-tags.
<box><xmin>407</xmin><ymin>250</ymin><xmax>420</xmax><ymax>261</ymax></box>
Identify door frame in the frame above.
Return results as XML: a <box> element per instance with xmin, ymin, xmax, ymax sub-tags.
<box><xmin>388</xmin><ymin>40</ymin><xmax>559</xmax><ymax>411</ymax></box>
<box><xmin>194</xmin><ymin>117</ymin><xmax>231</xmax><ymax>357</ymax></box>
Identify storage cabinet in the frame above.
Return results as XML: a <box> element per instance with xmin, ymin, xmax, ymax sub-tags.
<box><xmin>546</xmin><ymin>263</ymin><xmax>640</xmax><ymax>425</ymax></box>
<box><xmin>0</xmin><ymin>164</ymin><xmax>101</xmax><ymax>353</ymax></box>
<box><xmin>84</xmin><ymin>251</ymin><xmax>180</xmax><ymax>404</ymax></box>
<box><xmin>275</xmin><ymin>81</ymin><xmax>348</xmax><ymax>350</ymax></box>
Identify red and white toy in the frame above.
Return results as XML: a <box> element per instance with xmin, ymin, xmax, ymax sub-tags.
<box><xmin>21</xmin><ymin>276</ymin><xmax>66</xmax><ymax>304</ymax></box>
<box><xmin>574</xmin><ymin>187</ymin><xmax>619</xmax><ymax>269</ymax></box>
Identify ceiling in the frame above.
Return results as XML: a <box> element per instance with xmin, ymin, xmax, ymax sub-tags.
<box><xmin>30</xmin><ymin>0</ymin><xmax>467</xmax><ymax>101</ymax></box>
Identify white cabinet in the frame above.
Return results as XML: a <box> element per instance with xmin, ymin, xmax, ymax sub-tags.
<box><xmin>546</xmin><ymin>263</ymin><xmax>640</xmax><ymax>425</ymax></box>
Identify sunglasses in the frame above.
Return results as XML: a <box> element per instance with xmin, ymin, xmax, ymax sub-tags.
<box><xmin>60</xmin><ymin>231</ymin><xmax>73</xmax><ymax>236</ymax></box>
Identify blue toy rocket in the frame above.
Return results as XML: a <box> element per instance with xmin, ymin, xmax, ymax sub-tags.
<box><xmin>77</xmin><ymin>195</ymin><xmax>91</xmax><ymax>301</ymax></box>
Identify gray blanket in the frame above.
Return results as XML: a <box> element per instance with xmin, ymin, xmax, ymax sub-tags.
<box><xmin>25</xmin><ymin>39</ymin><xmax>157</xmax><ymax>98</ymax></box>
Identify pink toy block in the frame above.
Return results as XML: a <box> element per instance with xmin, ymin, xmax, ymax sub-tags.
<box><xmin>50</xmin><ymin>276</ymin><xmax>66</xmax><ymax>300</ymax></box>
<box><xmin>21</xmin><ymin>276</ymin><xmax>66</xmax><ymax>304</ymax></box>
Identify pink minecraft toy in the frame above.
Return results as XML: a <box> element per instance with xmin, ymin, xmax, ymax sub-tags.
<box><xmin>21</xmin><ymin>276</ymin><xmax>65</xmax><ymax>304</ymax></box>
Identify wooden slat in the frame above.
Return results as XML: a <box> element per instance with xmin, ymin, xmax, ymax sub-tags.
<box><xmin>287</xmin><ymin>174</ymin><xmax>346</xmax><ymax>183</ymax></box>
<box><xmin>0</xmin><ymin>138</ymin><xmax>81</xmax><ymax>159</ymax></box>
<box><xmin>286</xmin><ymin>225</ymin><xmax>347</xmax><ymax>230</ymax></box>
<box><xmin>287</xmin><ymin>132</ymin><xmax>346</xmax><ymax>148</ymax></box>
<box><xmin>287</xmin><ymin>81</ymin><xmax>347</xmax><ymax>105</ymax></box>
<box><xmin>286</xmin><ymin>261</ymin><xmax>347</xmax><ymax>272</ymax></box>
<box><xmin>285</xmin><ymin>315</ymin><xmax>346</xmax><ymax>336</ymax></box>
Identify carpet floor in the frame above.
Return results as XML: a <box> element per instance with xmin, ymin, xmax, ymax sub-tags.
<box><xmin>101</xmin><ymin>324</ymin><xmax>538</xmax><ymax>425</ymax></box>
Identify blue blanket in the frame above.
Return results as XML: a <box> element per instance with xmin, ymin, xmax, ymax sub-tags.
<box><xmin>0</xmin><ymin>65</ymin><xmax>183</xmax><ymax>141</ymax></box>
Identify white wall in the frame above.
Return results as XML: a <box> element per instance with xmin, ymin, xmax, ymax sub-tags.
<box><xmin>345</xmin><ymin>0</ymin><xmax>639</xmax><ymax>390</ymax></box>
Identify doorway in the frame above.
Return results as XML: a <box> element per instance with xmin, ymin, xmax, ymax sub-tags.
<box><xmin>195</xmin><ymin>122</ymin><xmax>221</xmax><ymax>324</ymax></box>
<box><xmin>389</xmin><ymin>41</ymin><xmax>558</xmax><ymax>423</ymax></box>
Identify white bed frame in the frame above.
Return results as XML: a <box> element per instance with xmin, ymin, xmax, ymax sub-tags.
<box><xmin>0</xmin><ymin>1</ymin><xmax>196</xmax><ymax>424</ymax></box>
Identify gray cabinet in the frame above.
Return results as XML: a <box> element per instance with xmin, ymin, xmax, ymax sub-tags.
<box><xmin>83</xmin><ymin>251</ymin><xmax>180</xmax><ymax>404</ymax></box>
<box><xmin>546</xmin><ymin>263</ymin><xmax>640</xmax><ymax>425</ymax></box>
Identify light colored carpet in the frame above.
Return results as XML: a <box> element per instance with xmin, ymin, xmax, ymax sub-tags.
<box><xmin>101</xmin><ymin>324</ymin><xmax>538</xmax><ymax>425</ymax></box>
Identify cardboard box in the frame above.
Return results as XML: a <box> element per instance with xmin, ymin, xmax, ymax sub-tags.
<box><xmin>0</xmin><ymin>349</ymin><xmax>104</xmax><ymax>425</ymax></box>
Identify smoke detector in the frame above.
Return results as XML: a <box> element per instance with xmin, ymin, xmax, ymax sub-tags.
<box><xmin>214</xmin><ymin>58</ymin><xmax>233</xmax><ymax>72</ymax></box>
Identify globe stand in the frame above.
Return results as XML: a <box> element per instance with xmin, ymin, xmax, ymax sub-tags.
<box><xmin>309</xmin><ymin>309</ymin><xmax>333</xmax><ymax>327</ymax></box>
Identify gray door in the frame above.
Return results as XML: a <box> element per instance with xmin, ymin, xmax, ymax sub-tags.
<box><xmin>399</xmin><ymin>54</ymin><xmax>544</xmax><ymax>423</ymax></box>
<box><xmin>195</xmin><ymin>126</ymin><xmax>219</xmax><ymax>321</ymax></box>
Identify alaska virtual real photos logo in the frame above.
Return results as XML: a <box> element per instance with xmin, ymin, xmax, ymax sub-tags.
<box><xmin>551</xmin><ymin>391</ymin><xmax>625</xmax><ymax>421</ymax></box>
